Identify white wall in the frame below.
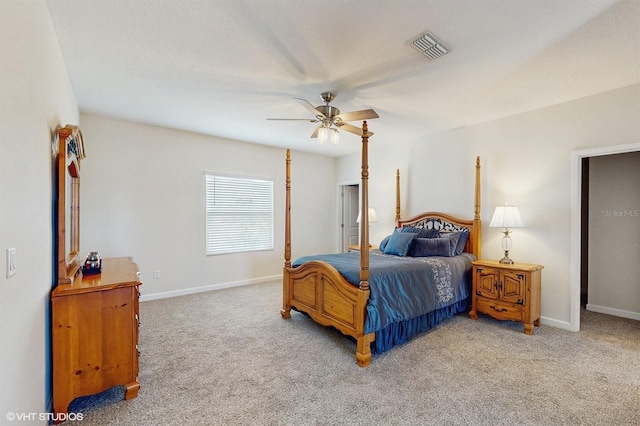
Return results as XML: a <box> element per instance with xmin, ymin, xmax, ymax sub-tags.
<box><xmin>0</xmin><ymin>0</ymin><xmax>79</xmax><ymax>422</ymax></box>
<box><xmin>79</xmin><ymin>114</ymin><xmax>337</xmax><ymax>299</ymax></box>
<box><xmin>339</xmin><ymin>84</ymin><xmax>640</xmax><ymax>329</ymax></box>
<box><xmin>588</xmin><ymin>151</ymin><xmax>640</xmax><ymax>319</ymax></box>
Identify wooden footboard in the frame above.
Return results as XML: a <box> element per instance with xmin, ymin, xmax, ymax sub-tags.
<box><xmin>281</xmin><ymin>261</ymin><xmax>375</xmax><ymax>367</ymax></box>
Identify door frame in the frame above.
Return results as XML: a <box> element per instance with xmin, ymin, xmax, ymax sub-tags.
<box><xmin>338</xmin><ymin>181</ymin><xmax>360</xmax><ymax>253</ymax></box>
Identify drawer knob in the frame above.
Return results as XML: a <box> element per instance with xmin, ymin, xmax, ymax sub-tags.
<box><xmin>490</xmin><ymin>305</ymin><xmax>508</xmax><ymax>313</ymax></box>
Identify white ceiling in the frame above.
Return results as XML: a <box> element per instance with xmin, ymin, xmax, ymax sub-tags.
<box><xmin>46</xmin><ymin>0</ymin><xmax>640</xmax><ymax>157</ymax></box>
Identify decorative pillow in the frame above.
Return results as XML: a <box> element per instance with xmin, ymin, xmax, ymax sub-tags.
<box><xmin>383</xmin><ymin>230</ymin><xmax>417</xmax><ymax>256</ymax></box>
<box><xmin>401</xmin><ymin>226</ymin><xmax>439</xmax><ymax>239</ymax></box>
<box><xmin>417</xmin><ymin>228</ymin><xmax>439</xmax><ymax>239</ymax></box>
<box><xmin>409</xmin><ymin>237</ymin><xmax>451</xmax><ymax>257</ymax></box>
<box><xmin>379</xmin><ymin>235</ymin><xmax>392</xmax><ymax>252</ymax></box>
<box><xmin>438</xmin><ymin>232</ymin><xmax>461</xmax><ymax>256</ymax></box>
<box><xmin>400</xmin><ymin>227</ymin><xmax>420</xmax><ymax>233</ymax></box>
<box><xmin>454</xmin><ymin>230</ymin><xmax>470</xmax><ymax>255</ymax></box>
<box><xmin>439</xmin><ymin>230</ymin><xmax>470</xmax><ymax>255</ymax></box>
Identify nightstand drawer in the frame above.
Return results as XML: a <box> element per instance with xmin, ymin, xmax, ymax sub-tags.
<box><xmin>476</xmin><ymin>299</ymin><xmax>523</xmax><ymax>322</ymax></box>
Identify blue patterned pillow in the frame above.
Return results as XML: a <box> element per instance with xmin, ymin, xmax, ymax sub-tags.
<box><xmin>409</xmin><ymin>237</ymin><xmax>451</xmax><ymax>257</ymax></box>
<box><xmin>383</xmin><ymin>230</ymin><xmax>417</xmax><ymax>256</ymax></box>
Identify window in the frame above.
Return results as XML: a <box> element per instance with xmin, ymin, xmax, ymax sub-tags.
<box><xmin>205</xmin><ymin>173</ymin><xmax>274</xmax><ymax>255</ymax></box>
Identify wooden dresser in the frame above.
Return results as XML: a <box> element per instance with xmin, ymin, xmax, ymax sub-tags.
<box><xmin>52</xmin><ymin>257</ymin><xmax>142</xmax><ymax>418</ymax></box>
<box><xmin>469</xmin><ymin>259</ymin><xmax>543</xmax><ymax>335</ymax></box>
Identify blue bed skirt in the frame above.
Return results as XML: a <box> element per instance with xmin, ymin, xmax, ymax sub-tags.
<box><xmin>372</xmin><ymin>298</ymin><xmax>468</xmax><ymax>354</ymax></box>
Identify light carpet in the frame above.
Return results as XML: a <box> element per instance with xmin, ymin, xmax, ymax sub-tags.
<box><xmin>68</xmin><ymin>280</ymin><xmax>640</xmax><ymax>425</ymax></box>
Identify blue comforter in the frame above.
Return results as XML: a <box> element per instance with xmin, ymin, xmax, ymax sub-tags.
<box><xmin>292</xmin><ymin>251</ymin><xmax>475</xmax><ymax>336</ymax></box>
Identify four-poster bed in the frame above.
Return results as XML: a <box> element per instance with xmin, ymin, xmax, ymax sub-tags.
<box><xmin>281</xmin><ymin>122</ymin><xmax>482</xmax><ymax>367</ymax></box>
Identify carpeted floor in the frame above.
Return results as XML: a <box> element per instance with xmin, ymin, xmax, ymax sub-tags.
<box><xmin>67</xmin><ymin>280</ymin><xmax>640</xmax><ymax>425</ymax></box>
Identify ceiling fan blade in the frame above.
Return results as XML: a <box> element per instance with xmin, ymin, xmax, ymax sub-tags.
<box><xmin>336</xmin><ymin>122</ymin><xmax>374</xmax><ymax>137</ymax></box>
<box><xmin>266</xmin><ymin>118</ymin><xmax>318</xmax><ymax>122</ymax></box>
<box><xmin>310</xmin><ymin>125</ymin><xmax>320</xmax><ymax>138</ymax></box>
<box><xmin>293</xmin><ymin>97</ymin><xmax>326</xmax><ymax>119</ymax></box>
<box><xmin>334</xmin><ymin>108</ymin><xmax>379</xmax><ymax>122</ymax></box>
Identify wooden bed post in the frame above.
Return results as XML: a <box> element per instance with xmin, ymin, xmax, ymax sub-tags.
<box><xmin>284</xmin><ymin>149</ymin><xmax>292</xmax><ymax>269</ymax></box>
<box><xmin>359</xmin><ymin>122</ymin><xmax>370</xmax><ymax>291</ymax></box>
<box><xmin>281</xmin><ymin>149</ymin><xmax>292</xmax><ymax>319</ymax></box>
<box><xmin>357</xmin><ymin>121</ymin><xmax>374</xmax><ymax>367</ymax></box>
<box><xmin>395</xmin><ymin>169</ymin><xmax>401</xmax><ymax>224</ymax></box>
<box><xmin>473</xmin><ymin>156</ymin><xmax>481</xmax><ymax>258</ymax></box>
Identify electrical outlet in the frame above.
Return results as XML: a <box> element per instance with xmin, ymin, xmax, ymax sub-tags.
<box><xmin>153</xmin><ymin>270</ymin><xmax>161</xmax><ymax>279</ymax></box>
<box><xmin>6</xmin><ymin>248</ymin><xmax>16</xmax><ymax>278</ymax></box>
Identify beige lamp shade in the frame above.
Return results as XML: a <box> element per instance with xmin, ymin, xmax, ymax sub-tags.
<box><xmin>489</xmin><ymin>204</ymin><xmax>524</xmax><ymax>228</ymax></box>
<box><xmin>356</xmin><ymin>208</ymin><xmax>378</xmax><ymax>223</ymax></box>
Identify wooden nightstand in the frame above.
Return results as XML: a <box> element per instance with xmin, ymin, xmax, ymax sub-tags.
<box><xmin>347</xmin><ymin>244</ymin><xmax>378</xmax><ymax>252</ymax></box>
<box><xmin>469</xmin><ymin>259</ymin><xmax>543</xmax><ymax>335</ymax></box>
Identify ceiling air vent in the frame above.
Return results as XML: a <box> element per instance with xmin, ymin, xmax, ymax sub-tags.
<box><xmin>409</xmin><ymin>31</ymin><xmax>450</xmax><ymax>60</ymax></box>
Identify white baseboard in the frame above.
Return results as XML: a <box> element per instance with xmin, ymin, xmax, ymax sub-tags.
<box><xmin>139</xmin><ymin>275</ymin><xmax>282</xmax><ymax>302</ymax></box>
<box><xmin>586</xmin><ymin>304</ymin><xmax>640</xmax><ymax>321</ymax></box>
<box><xmin>540</xmin><ymin>316</ymin><xmax>573</xmax><ymax>331</ymax></box>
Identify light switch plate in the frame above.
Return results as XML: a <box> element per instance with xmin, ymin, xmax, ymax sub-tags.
<box><xmin>6</xmin><ymin>248</ymin><xmax>16</xmax><ymax>278</ymax></box>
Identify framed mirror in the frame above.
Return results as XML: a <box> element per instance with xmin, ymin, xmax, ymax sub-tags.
<box><xmin>57</xmin><ymin>125</ymin><xmax>85</xmax><ymax>284</ymax></box>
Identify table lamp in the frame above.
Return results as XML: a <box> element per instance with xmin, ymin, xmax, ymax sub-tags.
<box><xmin>489</xmin><ymin>204</ymin><xmax>524</xmax><ymax>264</ymax></box>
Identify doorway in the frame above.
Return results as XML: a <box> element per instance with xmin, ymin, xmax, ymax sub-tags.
<box><xmin>571</xmin><ymin>143</ymin><xmax>640</xmax><ymax>331</ymax></box>
<box><xmin>580</xmin><ymin>151</ymin><xmax>640</xmax><ymax>317</ymax></box>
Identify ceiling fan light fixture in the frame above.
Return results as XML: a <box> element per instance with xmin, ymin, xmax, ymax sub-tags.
<box><xmin>267</xmin><ymin>92</ymin><xmax>378</xmax><ymax>143</ymax></box>
<box><xmin>409</xmin><ymin>30</ymin><xmax>450</xmax><ymax>60</ymax></box>
<box><xmin>331</xmin><ymin>128</ymin><xmax>340</xmax><ymax>145</ymax></box>
<box><xmin>318</xmin><ymin>127</ymin><xmax>328</xmax><ymax>144</ymax></box>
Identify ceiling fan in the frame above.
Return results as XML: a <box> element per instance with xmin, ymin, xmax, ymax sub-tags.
<box><xmin>267</xmin><ymin>92</ymin><xmax>379</xmax><ymax>144</ymax></box>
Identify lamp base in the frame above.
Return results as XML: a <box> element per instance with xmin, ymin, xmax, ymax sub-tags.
<box><xmin>499</xmin><ymin>251</ymin><xmax>514</xmax><ymax>264</ymax></box>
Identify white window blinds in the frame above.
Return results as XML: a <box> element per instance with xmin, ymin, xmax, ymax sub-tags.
<box><xmin>205</xmin><ymin>174</ymin><xmax>274</xmax><ymax>255</ymax></box>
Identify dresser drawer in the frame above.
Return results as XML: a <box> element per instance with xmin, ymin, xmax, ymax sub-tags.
<box><xmin>477</xmin><ymin>298</ymin><xmax>523</xmax><ymax>322</ymax></box>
